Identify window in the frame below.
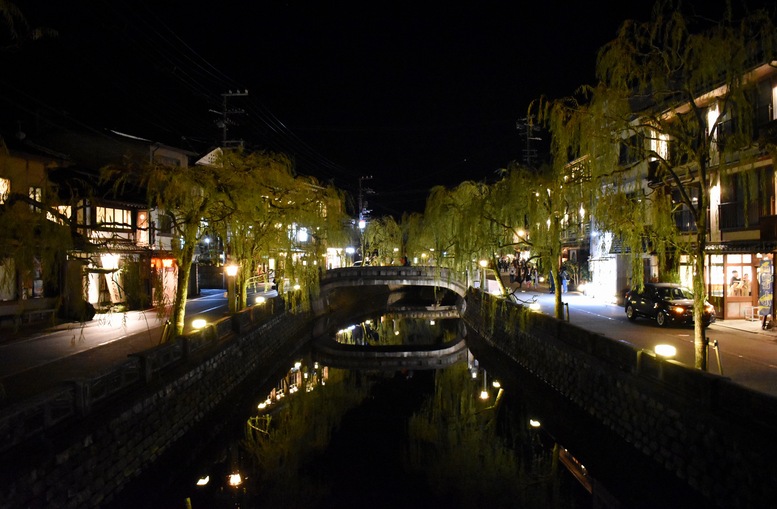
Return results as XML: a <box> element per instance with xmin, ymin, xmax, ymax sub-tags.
<box><xmin>726</xmin><ymin>254</ymin><xmax>753</xmax><ymax>297</ymax></box>
<box><xmin>0</xmin><ymin>177</ymin><xmax>9</xmax><ymax>203</ymax></box>
<box><xmin>649</xmin><ymin>130</ymin><xmax>669</xmax><ymax>162</ymax></box>
<box><xmin>619</xmin><ymin>133</ymin><xmax>643</xmax><ymax>166</ymax></box>
<box><xmin>96</xmin><ymin>206</ymin><xmax>132</xmax><ymax>229</ymax></box>
<box><xmin>157</xmin><ymin>212</ymin><xmax>173</xmax><ymax>235</ymax></box>
<box><xmin>671</xmin><ymin>187</ymin><xmax>700</xmax><ymax>232</ymax></box>
<box><xmin>754</xmin><ymin>78</ymin><xmax>777</xmax><ymax>127</ymax></box>
<box><xmin>719</xmin><ymin>168</ymin><xmax>773</xmax><ymax>230</ymax></box>
<box><xmin>47</xmin><ymin>205</ymin><xmax>71</xmax><ymax>224</ymax></box>
<box><xmin>29</xmin><ymin>186</ymin><xmax>42</xmax><ymax>212</ymax></box>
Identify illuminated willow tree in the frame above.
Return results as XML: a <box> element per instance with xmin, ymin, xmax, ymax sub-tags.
<box><xmin>212</xmin><ymin>149</ymin><xmax>349</xmax><ymax>311</ymax></box>
<box><xmin>541</xmin><ymin>1</ymin><xmax>777</xmax><ymax>369</ymax></box>
<box><xmin>413</xmin><ymin>182</ymin><xmax>512</xmax><ymax>284</ymax></box>
<box><xmin>113</xmin><ymin>160</ymin><xmax>224</xmax><ymax>338</ymax></box>
<box><xmin>362</xmin><ymin>215</ymin><xmax>403</xmax><ymax>264</ymax></box>
<box><xmin>488</xmin><ymin>159</ymin><xmax>588</xmax><ymax>319</ymax></box>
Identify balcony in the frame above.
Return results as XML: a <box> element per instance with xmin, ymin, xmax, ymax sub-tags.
<box><xmin>718</xmin><ymin>201</ymin><xmax>760</xmax><ymax>231</ymax></box>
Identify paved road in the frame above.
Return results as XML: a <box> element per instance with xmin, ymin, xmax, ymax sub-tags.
<box><xmin>512</xmin><ymin>287</ymin><xmax>777</xmax><ymax>396</ymax></box>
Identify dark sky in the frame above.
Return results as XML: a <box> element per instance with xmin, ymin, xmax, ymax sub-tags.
<box><xmin>2</xmin><ymin>0</ymin><xmax>770</xmax><ymax>217</ymax></box>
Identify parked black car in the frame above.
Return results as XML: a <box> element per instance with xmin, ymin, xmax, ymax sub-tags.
<box><xmin>625</xmin><ymin>282</ymin><xmax>716</xmax><ymax>327</ymax></box>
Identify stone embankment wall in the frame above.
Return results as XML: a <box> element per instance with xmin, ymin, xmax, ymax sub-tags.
<box><xmin>463</xmin><ymin>289</ymin><xmax>777</xmax><ymax>509</ymax></box>
<box><xmin>0</xmin><ymin>299</ymin><xmax>311</xmax><ymax>509</ymax></box>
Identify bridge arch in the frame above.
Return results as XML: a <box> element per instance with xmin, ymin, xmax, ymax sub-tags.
<box><xmin>318</xmin><ymin>266</ymin><xmax>468</xmax><ymax>298</ymax></box>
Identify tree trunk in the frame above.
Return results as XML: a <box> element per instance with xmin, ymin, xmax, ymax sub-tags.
<box><xmin>171</xmin><ymin>243</ymin><xmax>195</xmax><ymax>338</ymax></box>
<box><xmin>693</xmin><ymin>227</ymin><xmax>708</xmax><ymax>370</ymax></box>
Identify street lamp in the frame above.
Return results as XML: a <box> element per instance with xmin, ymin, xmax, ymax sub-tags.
<box><xmin>225</xmin><ymin>264</ymin><xmax>239</xmax><ymax>313</ymax></box>
<box><xmin>479</xmin><ymin>259</ymin><xmax>488</xmax><ymax>290</ymax></box>
<box><xmin>480</xmin><ymin>370</ymin><xmax>489</xmax><ymax>400</ymax></box>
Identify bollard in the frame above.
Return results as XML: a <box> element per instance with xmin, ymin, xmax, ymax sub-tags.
<box><xmin>706</xmin><ymin>336</ymin><xmax>723</xmax><ymax>375</ymax></box>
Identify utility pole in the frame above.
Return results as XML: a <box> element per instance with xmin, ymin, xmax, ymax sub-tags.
<box><xmin>516</xmin><ymin>116</ymin><xmax>542</xmax><ymax>167</ymax></box>
<box><xmin>357</xmin><ymin>175</ymin><xmax>374</xmax><ymax>224</ymax></box>
<box><xmin>217</xmin><ymin>90</ymin><xmax>248</xmax><ymax>148</ymax></box>
<box><xmin>357</xmin><ymin>175</ymin><xmax>374</xmax><ymax>262</ymax></box>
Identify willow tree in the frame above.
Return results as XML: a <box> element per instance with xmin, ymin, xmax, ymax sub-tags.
<box><xmin>213</xmin><ymin>149</ymin><xmax>349</xmax><ymax>312</ymax></box>
<box><xmin>488</xmin><ymin>158</ymin><xmax>588</xmax><ymax>319</ymax></box>
<box><xmin>104</xmin><ymin>160</ymin><xmax>225</xmax><ymax>339</ymax></box>
<box><xmin>363</xmin><ymin>215</ymin><xmax>402</xmax><ymax>265</ymax></box>
<box><xmin>0</xmin><ymin>180</ymin><xmax>72</xmax><ymax>304</ymax></box>
<box><xmin>549</xmin><ymin>1</ymin><xmax>777</xmax><ymax>369</ymax></box>
<box><xmin>415</xmin><ymin>182</ymin><xmax>505</xmax><ymax>282</ymax></box>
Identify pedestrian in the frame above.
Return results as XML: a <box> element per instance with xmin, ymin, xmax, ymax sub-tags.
<box><xmin>561</xmin><ymin>267</ymin><xmax>570</xmax><ymax>294</ymax></box>
<box><xmin>509</xmin><ymin>264</ymin><xmax>516</xmax><ymax>284</ymax></box>
<box><xmin>549</xmin><ymin>270</ymin><xmax>555</xmax><ymax>293</ymax></box>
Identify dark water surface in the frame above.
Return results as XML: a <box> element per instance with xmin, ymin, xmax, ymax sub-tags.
<box><xmin>108</xmin><ymin>315</ymin><xmax>701</xmax><ymax>509</ymax></box>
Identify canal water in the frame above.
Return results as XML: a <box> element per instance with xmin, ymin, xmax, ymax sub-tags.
<box><xmin>108</xmin><ymin>315</ymin><xmax>698</xmax><ymax>509</ymax></box>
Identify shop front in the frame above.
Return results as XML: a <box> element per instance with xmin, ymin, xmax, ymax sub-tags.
<box><xmin>703</xmin><ymin>245</ymin><xmax>774</xmax><ymax>320</ymax></box>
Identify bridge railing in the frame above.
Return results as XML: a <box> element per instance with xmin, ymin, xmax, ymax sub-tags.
<box><xmin>320</xmin><ymin>266</ymin><xmax>469</xmax><ymax>296</ymax></box>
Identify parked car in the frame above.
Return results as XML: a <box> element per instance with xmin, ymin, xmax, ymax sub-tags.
<box><xmin>624</xmin><ymin>282</ymin><xmax>716</xmax><ymax>327</ymax></box>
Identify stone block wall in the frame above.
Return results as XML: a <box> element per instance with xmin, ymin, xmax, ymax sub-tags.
<box><xmin>463</xmin><ymin>289</ymin><xmax>777</xmax><ymax>509</ymax></box>
<box><xmin>0</xmin><ymin>308</ymin><xmax>312</xmax><ymax>509</ymax></box>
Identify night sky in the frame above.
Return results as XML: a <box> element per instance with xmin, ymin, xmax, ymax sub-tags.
<box><xmin>1</xmin><ymin>0</ymin><xmax>771</xmax><ymax>216</ymax></box>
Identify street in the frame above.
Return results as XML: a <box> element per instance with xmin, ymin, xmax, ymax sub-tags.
<box><xmin>519</xmin><ymin>288</ymin><xmax>777</xmax><ymax>396</ymax></box>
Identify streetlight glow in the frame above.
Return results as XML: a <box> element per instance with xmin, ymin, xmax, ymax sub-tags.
<box><xmin>655</xmin><ymin>344</ymin><xmax>677</xmax><ymax>358</ymax></box>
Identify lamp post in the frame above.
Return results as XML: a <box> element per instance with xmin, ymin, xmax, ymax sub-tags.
<box><xmin>225</xmin><ymin>264</ymin><xmax>239</xmax><ymax>313</ymax></box>
<box><xmin>479</xmin><ymin>259</ymin><xmax>488</xmax><ymax>291</ymax></box>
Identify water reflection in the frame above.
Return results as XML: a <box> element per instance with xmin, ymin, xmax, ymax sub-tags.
<box><xmin>113</xmin><ymin>316</ymin><xmax>591</xmax><ymax>509</ymax></box>
<box><xmin>334</xmin><ymin>316</ymin><xmax>459</xmax><ymax>346</ymax></box>
<box><xmin>175</xmin><ymin>322</ymin><xmax>587</xmax><ymax>508</ymax></box>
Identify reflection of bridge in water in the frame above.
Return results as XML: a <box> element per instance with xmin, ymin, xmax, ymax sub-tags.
<box><xmin>314</xmin><ymin>269</ymin><xmax>468</xmax><ymax>370</ymax></box>
<box><xmin>312</xmin><ymin>336</ymin><xmax>468</xmax><ymax>370</ymax></box>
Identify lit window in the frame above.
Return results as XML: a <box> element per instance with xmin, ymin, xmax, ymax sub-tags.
<box><xmin>707</xmin><ymin>103</ymin><xmax>720</xmax><ymax>138</ymax></box>
<box><xmin>96</xmin><ymin>206</ymin><xmax>132</xmax><ymax>229</ymax></box>
<box><xmin>0</xmin><ymin>178</ymin><xmax>9</xmax><ymax>204</ymax></box>
<box><xmin>47</xmin><ymin>205</ymin><xmax>71</xmax><ymax>224</ymax></box>
<box><xmin>650</xmin><ymin>130</ymin><xmax>669</xmax><ymax>161</ymax></box>
<box><xmin>772</xmin><ymin>84</ymin><xmax>777</xmax><ymax>121</ymax></box>
<box><xmin>29</xmin><ymin>186</ymin><xmax>42</xmax><ymax>212</ymax></box>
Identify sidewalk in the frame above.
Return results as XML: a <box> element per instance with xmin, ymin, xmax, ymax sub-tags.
<box><xmin>503</xmin><ymin>276</ymin><xmax>777</xmax><ymax>339</ymax></box>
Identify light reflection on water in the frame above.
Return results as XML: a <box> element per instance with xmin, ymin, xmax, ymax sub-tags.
<box><xmin>109</xmin><ymin>316</ymin><xmax>592</xmax><ymax>509</ymax></box>
<box><xmin>166</xmin><ymin>316</ymin><xmax>589</xmax><ymax>509</ymax></box>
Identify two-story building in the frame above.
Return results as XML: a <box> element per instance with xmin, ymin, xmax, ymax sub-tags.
<box><xmin>0</xmin><ymin>126</ymin><xmax>200</xmax><ymax>322</ymax></box>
